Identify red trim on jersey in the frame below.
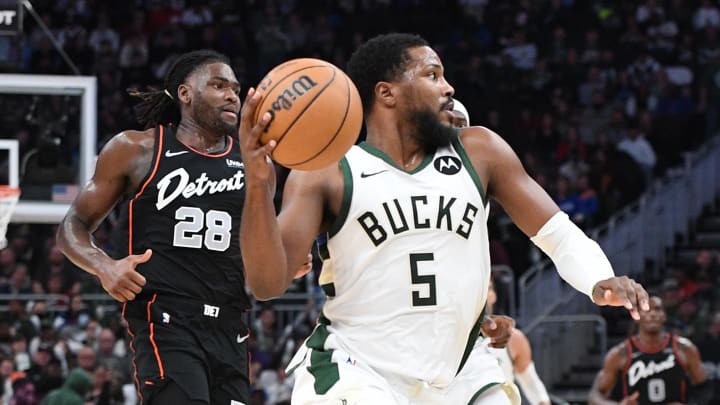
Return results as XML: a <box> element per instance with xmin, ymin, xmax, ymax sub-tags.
<box><xmin>682</xmin><ymin>380</ymin><xmax>687</xmax><ymax>402</ymax></box>
<box><xmin>672</xmin><ymin>334</ymin><xmax>689</xmax><ymax>402</ymax></box>
<box><xmin>146</xmin><ymin>294</ymin><xmax>165</xmax><ymax>379</ymax></box>
<box><xmin>672</xmin><ymin>334</ymin><xmax>688</xmax><ymax>371</ymax></box>
<box><xmin>121</xmin><ymin>302</ymin><xmax>143</xmax><ymax>404</ymax></box>
<box><xmin>181</xmin><ymin>135</ymin><xmax>234</xmax><ymax>158</ymax></box>
<box><xmin>622</xmin><ymin>339</ymin><xmax>633</xmax><ymax>397</ymax></box>
<box><xmin>631</xmin><ymin>332</ymin><xmax>670</xmax><ymax>353</ymax></box>
<box><xmin>128</xmin><ymin>125</ymin><xmax>165</xmax><ymax>255</ymax></box>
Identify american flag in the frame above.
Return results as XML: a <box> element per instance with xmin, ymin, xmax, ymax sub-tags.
<box><xmin>51</xmin><ymin>184</ymin><xmax>79</xmax><ymax>203</ymax></box>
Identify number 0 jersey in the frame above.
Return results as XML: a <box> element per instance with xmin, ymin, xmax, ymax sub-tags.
<box><xmin>128</xmin><ymin>125</ymin><xmax>250</xmax><ymax>308</ymax></box>
<box><xmin>318</xmin><ymin>139</ymin><xmax>491</xmax><ymax>387</ymax></box>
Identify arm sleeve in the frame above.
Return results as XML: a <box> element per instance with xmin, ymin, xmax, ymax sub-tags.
<box><xmin>514</xmin><ymin>362</ymin><xmax>551</xmax><ymax>405</ymax></box>
<box><xmin>530</xmin><ymin>211</ymin><xmax>615</xmax><ymax>301</ymax></box>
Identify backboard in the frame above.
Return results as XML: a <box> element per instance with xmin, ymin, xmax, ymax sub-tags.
<box><xmin>0</xmin><ymin>74</ymin><xmax>96</xmax><ymax>223</ymax></box>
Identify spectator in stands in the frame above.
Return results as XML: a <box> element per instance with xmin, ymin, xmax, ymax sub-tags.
<box><xmin>617</xmin><ymin>122</ymin><xmax>657</xmax><ymax>185</ymax></box>
<box><xmin>0</xmin><ymin>357</ymin><xmax>13</xmax><ymax>403</ymax></box>
<box><xmin>9</xmin><ymin>370</ymin><xmax>37</xmax><ymax>405</ymax></box>
<box><xmin>26</xmin><ymin>343</ymin><xmax>63</xmax><ymax>401</ymax></box>
<box><xmin>697</xmin><ymin>311</ymin><xmax>720</xmax><ymax>402</ymax></box>
<box><xmin>693</xmin><ymin>0</ymin><xmax>720</xmax><ymax>31</ymax></box>
<box><xmin>95</xmin><ymin>328</ymin><xmax>130</xmax><ymax>386</ymax></box>
<box><xmin>42</xmin><ymin>367</ymin><xmax>93</xmax><ymax>405</ymax></box>
<box><xmin>251</xmin><ymin>305</ymin><xmax>280</xmax><ymax>370</ymax></box>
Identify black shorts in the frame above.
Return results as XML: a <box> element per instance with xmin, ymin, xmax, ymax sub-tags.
<box><xmin>123</xmin><ymin>294</ymin><xmax>250</xmax><ymax>405</ymax></box>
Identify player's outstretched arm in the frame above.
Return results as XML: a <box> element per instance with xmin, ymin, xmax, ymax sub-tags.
<box><xmin>588</xmin><ymin>344</ymin><xmax>629</xmax><ymax>405</ymax></box>
<box><xmin>509</xmin><ymin>329</ymin><xmax>550</xmax><ymax>405</ymax></box>
<box><xmin>56</xmin><ymin>130</ymin><xmax>150</xmax><ymax>302</ymax></box>
<box><xmin>238</xmin><ymin>88</ymin><xmax>327</xmax><ymax>300</ymax></box>
<box><xmin>460</xmin><ymin>127</ymin><xmax>649</xmax><ymax>318</ymax></box>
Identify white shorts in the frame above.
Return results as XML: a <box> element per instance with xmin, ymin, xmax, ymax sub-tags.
<box><xmin>287</xmin><ymin>336</ymin><xmax>511</xmax><ymax>404</ymax></box>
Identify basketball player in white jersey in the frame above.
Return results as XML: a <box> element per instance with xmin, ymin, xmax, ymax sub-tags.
<box><xmin>238</xmin><ymin>33</ymin><xmax>649</xmax><ymax>404</ymax></box>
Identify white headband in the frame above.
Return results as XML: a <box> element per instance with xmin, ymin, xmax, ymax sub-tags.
<box><xmin>452</xmin><ymin>98</ymin><xmax>470</xmax><ymax>125</ymax></box>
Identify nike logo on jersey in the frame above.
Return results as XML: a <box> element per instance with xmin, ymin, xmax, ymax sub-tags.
<box><xmin>237</xmin><ymin>334</ymin><xmax>249</xmax><ymax>344</ymax></box>
<box><xmin>165</xmin><ymin>150</ymin><xmax>189</xmax><ymax>157</ymax></box>
<box><xmin>360</xmin><ymin>170</ymin><xmax>388</xmax><ymax>178</ymax></box>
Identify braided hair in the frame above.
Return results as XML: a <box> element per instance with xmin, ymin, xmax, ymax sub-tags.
<box><xmin>128</xmin><ymin>49</ymin><xmax>231</xmax><ymax>129</ymax></box>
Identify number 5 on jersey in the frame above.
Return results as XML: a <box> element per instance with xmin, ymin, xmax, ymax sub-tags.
<box><xmin>410</xmin><ymin>253</ymin><xmax>437</xmax><ymax>306</ymax></box>
<box><xmin>173</xmin><ymin>206</ymin><xmax>232</xmax><ymax>251</ymax></box>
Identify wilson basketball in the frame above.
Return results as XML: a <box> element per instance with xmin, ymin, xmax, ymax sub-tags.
<box><xmin>253</xmin><ymin>58</ymin><xmax>363</xmax><ymax>170</ymax></box>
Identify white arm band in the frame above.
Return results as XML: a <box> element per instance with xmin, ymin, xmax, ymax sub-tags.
<box><xmin>515</xmin><ymin>362</ymin><xmax>550</xmax><ymax>405</ymax></box>
<box><xmin>530</xmin><ymin>212</ymin><xmax>615</xmax><ymax>301</ymax></box>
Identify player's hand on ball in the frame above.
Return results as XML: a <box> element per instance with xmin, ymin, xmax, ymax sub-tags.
<box><xmin>97</xmin><ymin>249</ymin><xmax>150</xmax><ymax>302</ymax></box>
<box><xmin>592</xmin><ymin>276</ymin><xmax>650</xmax><ymax>320</ymax></box>
<box><xmin>482</xmin><ymin>315</ymin><xmax>515</xmax><ymax>348</ymax></box>
<box><xmin>238</xmin><ymin>87</ymin><xmax>276</xmax><ymax>186</ymax></box>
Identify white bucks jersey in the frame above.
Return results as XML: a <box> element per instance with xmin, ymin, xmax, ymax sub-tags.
<box><xmin>318</xmin><ymin>139</ymin><xmax>491</xmax><ymax>387</ymax></box>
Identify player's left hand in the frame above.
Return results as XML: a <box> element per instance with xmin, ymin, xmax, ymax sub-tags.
<box><xmin>592</xmin><ymin>276</ymin><xmax>650</xmax><ymax>320</ymax></box>
<box><xmin>482</xmin><ymin>315</ymin><xmax>515</xmax><ymax>348</ymax></box>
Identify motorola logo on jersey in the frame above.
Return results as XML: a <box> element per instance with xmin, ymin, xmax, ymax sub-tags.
<box><xmin>155</xmin><ymin>168</ymin><xmax>245</xmax><ymax>210</ymax></box>
<box><xmin>434</xmin><ymin>156</ymin><xmax>462</xmax><ymax>175</ymax></box>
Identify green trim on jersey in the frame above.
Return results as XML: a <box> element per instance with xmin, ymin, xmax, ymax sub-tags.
<box><xmin>316</xmin><ymin>237</ymin><xmax>336</xmax><ymax>297</ymax></box>
<box><xmin>318</xmin><ymin>311</ymin><xmax>332</xmax><ymax>326</ymax></box>
<box><xmin>467</xmin><ymin>382</ymin><xmax>501</xmax><ymax>405</ymax></box>
<box><xmin>452</xmin><ymin>136</ymin><xmax>488</xmax><ymax>205</ymax></box>
<box><xmin>358</xmin><ymin>142</ymin><xmax>434</xmax><ymax>174</ymax></box>
<box><xmin>306</xmin><ymin>320</ymin><xmax>339</xmax><ymax>395</ymax></box>
<box><xmin>457</xmin><ymin>308</ymin><xmax>485</xmax><ymax>375</ymax></box>
<box><xmin>320</xmin><ymin>283</ymin><xmax>336</xmax><ymax>297</ymax></box>
<box><xmin>328</xmin><ymin>157</ymin><xmax>353</xmax><ymax>237</ymax></box>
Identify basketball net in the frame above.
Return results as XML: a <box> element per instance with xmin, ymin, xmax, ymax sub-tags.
<box><xmin>0</xmin><ymin>186</ymin><xmax>20</xmax><ymax>249</ymax></box>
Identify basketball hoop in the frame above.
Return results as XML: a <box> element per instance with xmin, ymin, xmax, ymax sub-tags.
<box><xmin>0</xmin><ymin>186</ymin><xmax>20</xmax><ymax>249</ymax></box>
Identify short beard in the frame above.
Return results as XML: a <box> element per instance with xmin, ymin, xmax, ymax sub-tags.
<box><xmin>212</xmin><ymin>116</ymin><xmax>238</xmax><ymax>136</ymax></box>
<box><xmin>411</xmin><ymin>109</ymin><xmax>458</xmax><ymax>154</ymax></box>
<box><xmin>199</xmin><ymin>111</ymin><xmax>237</xmax><ymax>137</ymax></box>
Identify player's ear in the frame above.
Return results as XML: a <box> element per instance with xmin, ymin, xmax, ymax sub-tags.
<box><xmin>177</xmin><ymin>84</ymin><xmax>192</xmax><ymax>105</ymax></box>
<box><xmin>375</xmin><ymin>81</ymin><xmax>396</xmax><ymax>107</ymax></box>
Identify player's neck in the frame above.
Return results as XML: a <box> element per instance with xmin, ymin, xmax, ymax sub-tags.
<box><xmin>637</xmin><ymin>330</ymin><xmax>667</xmax><ymax>348</ymax></box>
<box><xmin>365</xmin><ymin>131</ymin><xmax>424</xmax><ymax>170</ymax></box>
<box><xmin>175</xmin><ymin>120</ymin><xmax>227</xmax><ymax>153</ymax></box>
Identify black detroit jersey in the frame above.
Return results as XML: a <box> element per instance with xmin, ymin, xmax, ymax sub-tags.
<box><xmin>129</xmin><ymin>125</ymin><xmax>250</xmax><ymax>308</ymax></box>
<box><xmin>621</xmin><ymin>334</ymin><xmax>689</xmax><ymax>404</ymax></box>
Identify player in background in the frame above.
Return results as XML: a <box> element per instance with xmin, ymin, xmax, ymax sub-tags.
<box><xmin>588</xmin><ymin>296</ymin><xmax>709</xmax><ymax>405</ymax></box>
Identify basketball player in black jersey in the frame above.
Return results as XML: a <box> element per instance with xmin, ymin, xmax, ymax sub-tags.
<box><xmin>56</xmin><ymin>50</ymin><xmax>310</xmax><ymax>405</ymax></box>
<box><xmin>589</xmin><ymin>296</ymin><xmax>709</xmax><ymax>405</ymax></box>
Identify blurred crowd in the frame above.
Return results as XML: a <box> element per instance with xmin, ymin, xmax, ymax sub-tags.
<box><xmin>0</xmin><ymin>0</ymin><xmax>719</xmax><ymax>403</ymax></box>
